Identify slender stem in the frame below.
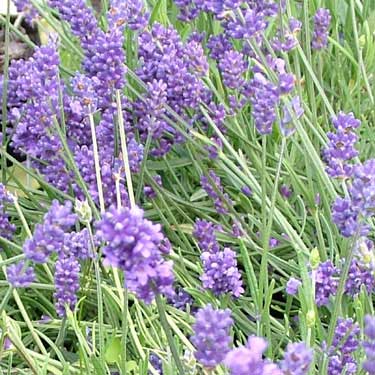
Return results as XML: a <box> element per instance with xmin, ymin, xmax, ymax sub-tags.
<box><xmin>89</xmin><ymin>112</ymin><xmax>105</xmax><ymax>214</ymax></box>
<box><xmin>114</xmin><ymin>173</ymin><xmax>129</xmax><ymax>375</ymax></box>
<box><xmin>1</xmin><ymin>0</ymin><xmax>10</xmax><ymax>184</ymax></box>
<box><xmin>259</xmin><ymin>136</ymin><xmax>268</xmax><ymax>322</ymax></box>
<box><xmin>155</xmin><ymin>295</ymin><xmax>185</xmax><ymax>375</ymax></box>
<box><xmin>350</xmin><ymin>0</ymin><xmax>374</xmax><ymax>105</ymax></box>
<box><xmin>116</xmin><ymin>90</ymin><xmax>136</xmax><ymax>208</ymax></box>
<box><xmin>87</xmin><ymin>224</ymin><xmax>105</xmax><ymax>359</ymax></box>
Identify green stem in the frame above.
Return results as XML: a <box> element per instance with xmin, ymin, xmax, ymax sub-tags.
<box><xmin>1</xmin><ymin>0</ymin><xmax>11</xmax><ymax>183</ymax></box>
<box><xmin>87</xmin><ymin>224</ymin><xmax>105</xmax><ymax>359</ymax></box>
<box><xmin>116</xmin><ymin>90</ymin><xmax>136</xmax><ymax>208</ymax></box>
<box><xmin>155</xmin><ymin>295</ymin><xmax>185</xmax><ymax>375</ymax></box>
<box><xmin>89</xmin><ymin>112</ymin><xmax>105</xmax><ymax>214</ymax></box>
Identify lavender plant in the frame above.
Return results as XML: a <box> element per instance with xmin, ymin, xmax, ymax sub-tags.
<box><xmin>0</xmin><ymin>0</ymin><xmax>374</xmax><ymax>373</ymax></box>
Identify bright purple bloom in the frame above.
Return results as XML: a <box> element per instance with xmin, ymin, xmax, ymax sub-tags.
<box><xmin>345</xmin><ymin>258</ymin><xmax>375</xmax><ymax>296</ymax></box>
<box><xmin>350</xmin><ymin>159</ymin><xmax>375</xmax><ymax>218</ymax></box>
<box><xmin>149</xmin><ymin>353</ymin><xmax>163</xmax><ymax>374</ymax></box>
<box><xmin>201</xmin><ymin>247</ymin><xmax>244</xmax><ymax>297</ymax></box>
<box><xmin>224</xmin><ymin>336</ymin><xmax>282</xmax><ymax>375</ymax></box>
<box><xmin>219</xmin><ymin>50</ymin><xmax>247</xmax><ymax>90</ymax></box>
<box><xmin>63</xmin><ymin>229</ymin><xmax>92</xmax><ymax>260</ymax></box>
<box><xmin>280</xmin><ymin>185</ymin><xmax>293</xmax><ymax>199</ymax></box>
<box><xmin>96</xmin><ymin>206</ymin><xmax>174</xmax><ymax>303</ymax></box>
<box><xmin>167</xmin><ymin>287</ymin><xmax>193</xmax><ymax>311</ymax></box>
<box><xmin>223</xmin><ymin>8</ymin><xmax>267</xmax><ymax>40</ymax></box>
<box><xmin>278</xmin><ymin>73</ymin><xmax>295</xmax><ymax>94</ymax></box>
<box><xmin>363</xmin><ymin>315</ymin><xmax>375</xmax><ymax>374</ymax></box>
<box><xmin>24</xmin><ymin>200</ymin><xmax>77</xmax><ymax>263</ymax></box>
<box><xmin>144</xmin><ymin>175</ymin><xmax>162</xmax><ymax>199</ymax></box>
<box><xmin>13</xmin><ymin>0</ymin><xmax>38</xmax><ymax>24</ymax></box>
<box><xmin>331</xmin><ymin>197</ymin><xmax>364</xmax><ymax>238</ymax></box>
<box><xmin>207</xmin><ymin>34</ymin><xmax>232</xmax><ymax>61</ymax></box>
<box><xmin>286</xmin><ymin>277</ymin><xmax>301</xmax><ymax>295</ymax></box>
<box><xmin>280</xmin><ymin>342</ymin><xmax>313</xmax><ymax>375</ymax></box>
<box><xmin>272</xmin><ymin>17</ymin><xmax>302</xmax><ymax>52</ymax></box>
<box><xmin>70</xmin><ymin>73</ymin><xmax>99</xmax><ymax>114</ymax></box>
<box><xmin>193</xmin><ymin>219</ymin><xmax>221</xmax><ymax>253</ymax></box>
<box><xmin>241</xmin><ymin>186</ymin><xmax>252</xmax><ymax>197</ymax></box>
<box><xmin>54</xmin><ymin>255</ymin><xmax>80</xmax><ymax>317</ymax></box>
<box><xmin>328</xmin><ymin>318</ymin><xmax>359</xmax><ymax>375</ymax></box>
<box><xmin>191</xmin><ymin>304</ymin><xmax>233</xmax><ymax>368</ymax></box>
<box><xmin>323</xmin><ymin>113</ymin><xmax>360</xmax><ymax>179</ymax></box>
<box><xmin>249</xmin><ymin>73</ymin><xmax>280</xmax><ymax>135</ymax></box>
<box><xmin>312</xmin><ymin>8</ymin><xmax>331</xmax><ymax>50</ymax></box>
<box><xmin>315</xmin><ymin>260</ymin><xmax>339</xmax><ymax>306</ymax></box>
<box><xmin>7</xmin><ymin>261</ymin><xmax>35</xmax><ymax>288</ymax></box>
<box><xmin>107</xmin><ymin>0</ymin><xmax>149</xmax><ymax>31</ymax></box>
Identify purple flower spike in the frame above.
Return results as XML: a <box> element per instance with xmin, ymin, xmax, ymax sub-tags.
<box><xmin>225</xmin><ymin>336</ymin><xmax>282</xmax><ymax>375</ymax></box>
<box><xmin>312</xmin><ymin>8</ymin><xmax>331</xmax><ymax>50</ymax></box>
<box><xmin>54</xmin><ymin>255</ymin><xmax>80</xmax><ymax>317</ymax></box>
<box><xmin>286</xmin><ymin>277</ymin><xmax>301</xmax><ymax>296</ymax></box>
<box><xmin>193</xmin><ymin>219</ymin><xmax>220</xmax><ymax>253</ymax></box>
<box><xmin>314</xmin><ymin>260</ymin><xmax>339</xmax><ymax>306</ymax></box>
<box><xmin>7</xmin><ymin>261</ymin><xmax>35</xmax><ymax>288</ymax></box>
<box><xmin>249</xmin><ymin>73</ymin><xmax>280</xmax><ymax>135</ymax></box>
<box><xmin>363</xmin><ymin>315</ymin><xmax>375</xmax><ymax>374</ymax></box>
<box><xmin>219</xmin><ymin>50</ymin><xmax>247</xmax><ymax>90</ymax></box>
<box><xmin>328</xmin><ymin>318</ymin><xmax>359</xmax><ymax>375</ymax></box>
<box><xmin>24</xmin><ymin>200</ymin><xmax>77</xmax><ymax>263</ymax></box>
<box><xmin>96</xmin><ymin>206</ymin><xmax>174</xmax><ymax>303</ymax></box>
<box><xmin>201</xmin><ymin>247</ymin><xmax>244</xmax><ymax>297</ymax></box>
<box><xmin>191</xmin><ymin>304</ymin><xmax>233</xmax><ymax>368</ymax></box>
<box><xmin>280</xmin><ymin>342</ymin><xmax>313</xmax><ymax>375</ymax></box>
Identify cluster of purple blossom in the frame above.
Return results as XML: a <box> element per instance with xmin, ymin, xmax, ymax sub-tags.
<box><xmin>363</xmin><ymin>315</ymin><xmax>375</xmax><ymax>374</ymax></box>
<box><xmin>173</xmin><ymin>1</ymin><xmax>328</xmax><ymax>137</ymax></box>
<box><xmin>193</xmin><ymin>219</ymin><xmax>244</xmax><ymax>297</ymax></box>
<box><xmin>7</xmin><ymin>200</ymin><xmax>92</xmax><ymax>317</ymax></box>
<box><xmin>327</xmin><ymin>318</ymin><xmax>360</xmax><ymax>374</ymax></box>
<box><xmin>96</xmin><ymin>206</ymin><xmax>174</xmax><ymax>303</ymax></box>
<box><xmin>313</xmin><ymin>257</ymin><xmax>375</xmax><ymax>307</ymax></box>
<box><xmin>191</xmin><ymin>304</ymin><xmax>313</xmax><ymax>373</ymax></box>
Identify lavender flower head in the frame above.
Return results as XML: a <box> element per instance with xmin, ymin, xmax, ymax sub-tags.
<box><xmin>191</xmin><ymin>304</ymin><xmax>233</xmax><ymax>368</ymax></box>
<box><xmin>314</xmin><ymin>260</ymin><xmax>339</xmax><ymax>306</ymax></box>
<box><xmin>345</xmin><ymin>258</ymin><xmax>375</xmax><ymax>296</ymax></box>
<box><xmin>224</xmin><ymin>336</ymin><xmax>282</xmax><ymax>375</ymax></box>
<box><xmin>193</xmin><ymin>219</ymin><xmax>220</xmax><ymax>253</ymax></box>
<box><xmin>96</xmin><ymin>206</ymin><xmax>174</xmax><ymax>303</ymax></box>
<box><xmin>280</xmin><ymin>342</ymin><xmax>313</xmax><ymax>375</ymax></box>
<box><xmin>286</xmin><ymin>277</ymin><xmax>301</xmax><ymax>296</ymax></box>
<box><xmin>323</xmin><ymin>112</ymin><xmax>360</xmax><ymax>179</ymax></box>
<box><xmin>327</xmin><ymin>318</ymin><xmax>360</xmax><ymax>375</ymax></box>
<box><xmin>24</xmin><ymin>200</ymin><xmax>77</xmax><ymax>263</ymax></box>
<box><xmin>200</xmin><ymin>247</ymin><xmax>244</xmax><ymax>297</ymax></box>
<box><xmin>312</xmin><ymin>8</ymin><xmax>331</xmax><ymax>50</ymax></box>
<box><xmin>249</xmin><ymin>73</ymin><xmax>280</xmax><ymax>135</ymax></box>
<box><xmin>54</xmin><ymin>255</ymin><xmax>80</xmax><ymax>317</ymax></box>
<box><xmin>219</xmin><ymin>50</ymin><xmax>247</xmax><ymax>90</ymax></box>
<box><xmin>363</xmin><ymin>315</ymin><xmax>375</xmax><ymax>374</ymax></box>
<box><xmin>7</xmin><ymin>261</ymin><xmax>35</xmax><ymax>288</ymax></box>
